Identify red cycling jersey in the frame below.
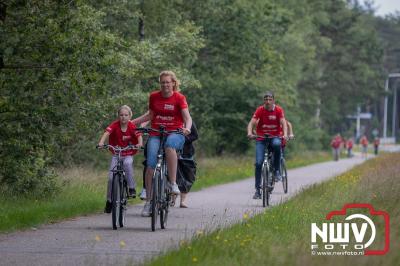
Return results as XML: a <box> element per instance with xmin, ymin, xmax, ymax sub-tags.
<box><xmin>149</xmin><ymin>90</ymin><xmax>188</xmax><ymax>136</ymax></box>
<box><xmin>106</xmin><ymin>120</ymin><xmax>141</xmax><ymax>156</ymax></box>
<box><xmin>253</xmin><ymin>104</ymin><xmax>285</xmax><ymax>140</ymax></box>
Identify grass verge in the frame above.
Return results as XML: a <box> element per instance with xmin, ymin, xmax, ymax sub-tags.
<box><xmin>148</xmin><ymin>153</ymin><xmax>400</xmax><ymax>266</ymax></box>
<box><xmin>0</xmin><ymin>151</ymin><xmax>330</xmax><ymax>232</ymax></box>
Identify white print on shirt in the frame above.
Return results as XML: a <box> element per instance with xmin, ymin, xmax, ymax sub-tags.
<box><xmin>268</xmin><ymin>115</ymin><xmax>277</xmax><ymax>120</ymax></box>
<box><xmin>164</xmin><ymin>104</ymin><xmax>175</xmax><ymax>110</ymax></box>
<box><xmin>122</xmin><ymin>136</ymin><xmax>131</xmax><ymax>141</ymax></box>
<box><xmin>156</xmin><ymin>115</ymin><xmax>174</xmax><ymax>121</ymax></box>
<box><xmin>262</xmin><ymin>125</ymin><xmax>277</xmax><ymax>129</ymax></box>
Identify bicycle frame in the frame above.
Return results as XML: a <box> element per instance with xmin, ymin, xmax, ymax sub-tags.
<box><xmin>110</xmin><ymin>152</ymin><xmax>128</xmax><ymax>205</ymax></box>
<box><xmin>97</xmin><ymin>144</ymin><xmax>142</xmax><ymax>230</ymax></box>
<box><xmin>136</xmin><ymin>126</ymin><xmax>182</xmax><ymax>231</ymax></box>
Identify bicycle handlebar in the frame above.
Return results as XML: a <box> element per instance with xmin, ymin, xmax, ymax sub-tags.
<box><xmin>96</xmin><ymin>144</ymin><xmax>144</xmax><ymax>152</ymax></box>
<box><xmin>249</xmin><ymin>134</ymin><xmax>294</xmax><ymax>141</ymax></box>
<box><xmin>136</xmin><ymin>126</ymin><xmax>183</xmax><ymax>135</ymax></box>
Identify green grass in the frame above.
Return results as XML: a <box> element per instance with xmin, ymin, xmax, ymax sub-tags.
<box><xmin>0</xmin><ymin>151</ymin><xmax>331</xmax><ymax>232</ymax></box>
<box><xmin>148</xmin><ymin>153</ymin><xmax>400</xmax><ymax>266</ymax></box>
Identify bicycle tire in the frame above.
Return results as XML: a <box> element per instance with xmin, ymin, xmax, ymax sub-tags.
<box><xmin>151</xmin><ymin>169</ymin><xmax>159</xmax><ymax>232</ymax></box>
<box><xmin>111</xmin><ymin>174</ymin><xmax>121</xmax><ymax>230</ymax></box>
<box><xmin>118</xmin><ymin>181</ymin><xmax>127</xmax><ymax>228</ymax></box>
<box><xmin>262</xmin><ymin>163</ymin><xmax>268</xmax><ymax>207</ymax></box>
<box><xmin>281</xmin><ymin>158</ymin><xmax>288</xmax><ymax>194</ymax></box>
<box><xmin>160</xmin><ymin>194</ymin><xmax>169</xmax><ymax>229</ymax></box>
<box><xmin>266</xmin><ymin>163</ymin><xmax>273</xmax><ymax>206</ymax></box>
<box><xmin>160</xmin><ymin>175</ymin><xmax>170</xmax><ymax>229</ymax></box>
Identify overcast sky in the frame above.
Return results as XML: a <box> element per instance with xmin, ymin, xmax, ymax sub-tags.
<box><xmin>372</xmin><ymin>0</ymin><xmax>400</xmax><ymax>16</ymax></box>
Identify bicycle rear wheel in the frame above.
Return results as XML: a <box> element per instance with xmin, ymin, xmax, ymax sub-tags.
<box><xmin>281</xmin><ymin>158</ymin><xmax>288</xmax><ymax>194</ymax></box>
<box><xmin>111</xmin><ymin>174</ymin><xmax>121</xmax><ymax>230</ymax></box>
<box><xmin>151</xmin><ymin>169</ymin><xmax>160</xmax><ymax>232</ymax></box>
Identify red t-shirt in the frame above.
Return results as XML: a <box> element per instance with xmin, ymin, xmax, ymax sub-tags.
<box><xmin>253</xmin><ymin>104</ymin><xmax>285</xmax><ymax>140</ymax></box>
<box><xmin>331</xmin><ymin>137</ymin><xmax>341</xmax><ymax>149</ymax></box>
<box><xmin>360</xmin><ymin>137</ymin><xmax>368</xmax><ymax>147</ymax></box>
<box><xmin>347</xmin><ymin>140</ymin><xmax>353</xmax><ymax>149</ymax></box>
<box><xmin>149</xmin><ymin>90</ymin><xmax>188</xmax><ymax>136</ymax></box>
<box><xmin>106</xmin><ymin>120</ymin><xmax>141</xmax><ymax>156</ymax></box>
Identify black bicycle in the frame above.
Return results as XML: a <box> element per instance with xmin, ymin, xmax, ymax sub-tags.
<box><xmin>252</xmin><ymin>134</ymin><xmax>287</xmax><ymax>207</ymax></box>
<box><xmin>136</xmin><ymin>126</ymin><xmax>182</xmax><ymax>231</ymax></box>
<box><xmin>97</xmin><ymin>144</ymin><xmax>142</xmax><ymax>230</ymax></box>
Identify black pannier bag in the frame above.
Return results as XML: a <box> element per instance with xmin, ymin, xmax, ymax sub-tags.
<box><xmin>176</xmin><ymin>158</ymin><xmax>197</xmax><ymax>193</ymax></box>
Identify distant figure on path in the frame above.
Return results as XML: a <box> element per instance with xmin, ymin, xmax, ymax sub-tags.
<box><xmin>373</xmin><ymin>137</ymin><xmax>380</xmax><ymax>155</ymax></box>
<box><xmin>346</xmin><ymin>137</ymin><xmax>354</xmax><ymax>158</ymax></box>
<box><xmin>330</xmin><ymin>134</ymin><xmax>342</xmax><ymax>161</ymax></box>
<box><xmin>360</xmin><ymin>135</ymin><xmax>369</xmax><ymax>159</ymax></box>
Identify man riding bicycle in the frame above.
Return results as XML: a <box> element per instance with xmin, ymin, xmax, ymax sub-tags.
<box><xmin>247</xmin><ymin>91</ymin><xmax>287</xmax><ymax>199</ymax></box>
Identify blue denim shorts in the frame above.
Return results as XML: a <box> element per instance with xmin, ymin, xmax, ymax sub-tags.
<box><xmin>146</xmin><ymin>133</ymin><xmax>185</xmax><ymax>168</ymax></box>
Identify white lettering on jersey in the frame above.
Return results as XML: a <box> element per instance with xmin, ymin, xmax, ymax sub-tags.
<box><xmin>164</xmin><ymin>104</ymin><xmax>174</xmax><ymax>110</ymax></box>
<box><xmin>262</xmin><ymin>125</ymin><xmax>277</xmax><ymax>129</ymax></box>
<box><xmin>156</xmin><ymin>115</ymin><xmax>174</xmax><ymax>121</ymax></box>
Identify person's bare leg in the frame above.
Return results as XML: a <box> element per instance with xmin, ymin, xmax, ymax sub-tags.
<box><xmin>165</xmin><ymin>147</ymin><xmax>177</xmax><ymax>183</ymax></box>
<box><xmin>145</xmin><ymin>168</ymin><xmax>154</xmax><ymax>201</ymax></box>
<box><xmin>180</xmin><ymin>193</ymin><xmax>188</xmax><ymax>208</ymax></box>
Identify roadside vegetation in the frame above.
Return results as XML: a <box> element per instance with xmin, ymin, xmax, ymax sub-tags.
<box><xmin>2</xmin><ymin>1</ymin><xmax>399</xmax><ymax>199</ymax></box>
<box><xmin>0</xmin><ymin>151</ymin><xmax>330</xmax><ymax>232</ymax></box>
<box><xmin>148</xmin><ymin>153</ymin><xmax>400</xmax><ymax>266</ymax></box>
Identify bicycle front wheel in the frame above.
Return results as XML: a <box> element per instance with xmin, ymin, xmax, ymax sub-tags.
<box><xmin>119</xmin><ymin>180</ymin><xmax>128</xmax><ymax>228</ymax></box>
<box><xmin>261</xmin><ymin>163</ymin><xmax>269</xmax><ymax>207</ymax></box>
<box><xmin>151</xmin><ymin>169</ymin><xmax>160</xmax><ymax>232</ymax></box>
<box><xmin>160</xmin><ymin>177</ymin><xmax>170</xmax><ymax>229</ymax></box>
<box><xmin>111</xmin><ymin>174</ymin><xmax>121</xmax><ymax>230</ymax></box>
<box><xmin>281</xmin><ymin>158</ymin><xmax>288</xmax><ymax>194</ymax></box>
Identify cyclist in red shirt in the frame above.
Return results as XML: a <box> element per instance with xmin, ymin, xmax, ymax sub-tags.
<box><xmin>247</xmin><ymin>92</ymin><xmax>288</xmax><ymax>199</ymax></box>
<box><xmin>98</xmin><ymin>105</ymin><xmax>143</xmax><ymax>213</ymax></box>
<box><xmin>373</xmin><ymin>137</ymin><xmax>380</xmax><ymax>155</ymax></box>
<box><xmin>330</xmin><ymin>134</ymin><xmax>342</xmax><ymax>161</ymax></box>
<box><xmin>346</xmin><ymin>137</ymin><xmax>354</xmax><ymax>157</ymax></box>
<box><xmin>360</xmin><ymin>135</ymin><xmax>369</xmax><ymax>159</ymax></box>
<box><xmin>132</xmin><ymin>70</ymin><xmax>192</xmax><ymax>216</ymax></box>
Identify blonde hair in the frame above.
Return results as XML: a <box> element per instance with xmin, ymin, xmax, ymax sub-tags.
<box><xmin>159</xmin><ymin>70</ymin><xmax>180</xmax><ymax>91</ymax></box>
<box><xmin>117</xmin><ymin>105</ymin><xmax>132</xmax><ymax>117</ymax></box>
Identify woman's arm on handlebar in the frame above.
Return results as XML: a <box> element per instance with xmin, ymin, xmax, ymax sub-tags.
<box><xmin>181</xmin><ymin>108</ymin><xmax>192</xmax><ymax>136</ymax></box>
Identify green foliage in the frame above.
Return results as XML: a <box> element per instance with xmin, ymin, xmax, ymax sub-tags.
<box><xmin>0</xmin><ymin>0</ymin><xmax>393</xmax><ymax>195</ymax></box>
<box><xmin>0</xmin><ymin>1</ymin><xmax>203</xmax><ymax>195</ymax></box>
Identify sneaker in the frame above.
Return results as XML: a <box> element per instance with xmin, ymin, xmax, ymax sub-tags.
<box><xmin>104</xmin><ymin>201</ymin><xmax>112</xmax><ymax>213</ymax></box>
<box><xmin>274</xmin><ymin>171</ymin><xmax>282</xmax><ymax>182</ymax></box>
<box><xmin>253</xmin><ymin>190</ymin><xmax>261</xmax><ymax>199</ymax></box>
<box><xmin>129</xmin><ymin>188</ymin><xmax>136</xmax><ymax>198</ymax></box>
<box><xmin>141</xmin><ymin>201</ymin><xmax>151</xmax><ymax>217</ymax></box>
<box><xmin>170</xmin><ymin>182</ymin><xmax>181</xmax><ymax>195</ymax></box>
<box><xmin>139</xmin><ymin>188</ymin><xmax>146</xmax><ymax>200</ymax></box>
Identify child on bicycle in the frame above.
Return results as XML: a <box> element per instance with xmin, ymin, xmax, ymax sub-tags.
<box><xmin>98</xmin><ymin>105</ymin><xmax>143</xmax><ymax>213</ymax></box>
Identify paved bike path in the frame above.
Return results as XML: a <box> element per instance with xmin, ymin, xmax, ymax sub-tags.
<box><xmin>0</xmin><ymin>155</ymin><xmax>367</xmax><ymax>266</ymax></box>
